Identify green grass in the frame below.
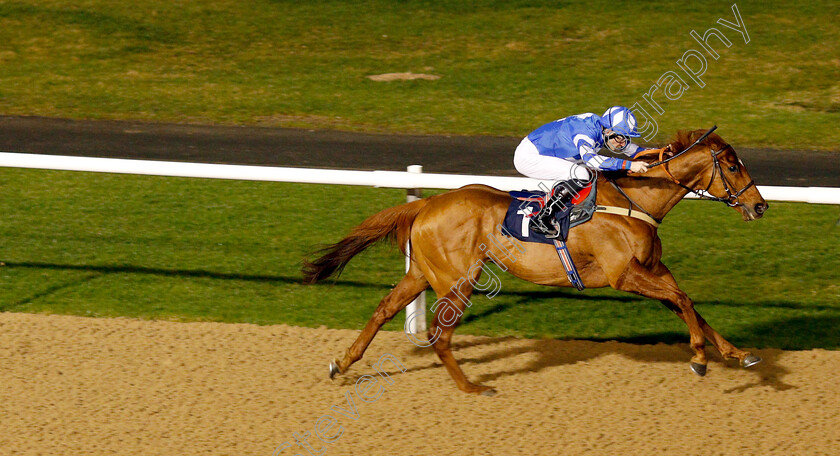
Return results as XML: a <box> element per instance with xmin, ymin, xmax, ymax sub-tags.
<box><xmin>1</xmin><ymin>168</ymin><xmax>838</xmax><ymax>350</ymax></box>
<box><xmin>0</xmin><ymin>0</ymin><xmax>838</xmax><ymax>149</ymax></box>
<box><xmin>0</xmin><ymin>1</ymin><xmax>836</xmax><ymax>352</ymax></box>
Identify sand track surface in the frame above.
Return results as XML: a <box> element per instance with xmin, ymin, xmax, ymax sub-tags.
<box><xmin>1</xmin><ymin>312</ymin><xmax>838</xmax><ymax>455</ymax></box>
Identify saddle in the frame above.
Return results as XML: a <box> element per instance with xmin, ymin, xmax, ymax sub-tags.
<box><xmin>502</xmin><ymin>182</ymin><xmax>598</xmax><ymax>246</ymax></box>
<box><xmin>499</xmin><ymin>183</ymin><xmax>597</xmax><ymax>291</ymax></box>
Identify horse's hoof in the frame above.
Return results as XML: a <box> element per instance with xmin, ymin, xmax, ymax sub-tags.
<box><xmin>480</xmin><ymin>388</ymin><xmax>497</xmax><ymax>397</ymax></box>
<box><xmin>690</xmin><ymin>362</ymin><xmax>707</xmax><ymax>377</ymax></box>
<box><xmin>328</xmin><ymin>360</ymin><xmax>342</xmax><ymax>379</ymax></box>
<box><xmin>742</xmin><ymin>354</ymin><xmax>762</xmax><ymax>368</ymax></box>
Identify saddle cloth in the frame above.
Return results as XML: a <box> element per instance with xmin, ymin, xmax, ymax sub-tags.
<box><xmin>501</xmin><ymin>183</ymin><xmax>597</xmax><ymax>246</ymax></box>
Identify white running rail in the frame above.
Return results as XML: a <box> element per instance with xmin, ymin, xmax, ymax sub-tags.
<box><xmin>1</xmin><ymin>152</ymin><xmax>838</xmax><ymax>203</ymax></box>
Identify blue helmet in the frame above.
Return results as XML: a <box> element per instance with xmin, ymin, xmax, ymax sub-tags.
<box><xmin>601</xmin><ymin>106</ymin><xmax>641</xmax><ymax>138</ymax></box>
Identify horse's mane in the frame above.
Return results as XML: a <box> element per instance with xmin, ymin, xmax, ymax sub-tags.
<box><xmin>669</xmin><ymin>128</ymin><xmax>728</xmax><ymax>153</ymax></box>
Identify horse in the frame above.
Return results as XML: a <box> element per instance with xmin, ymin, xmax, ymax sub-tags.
<box><xmin>302</xmin><ymin>128</ymin><xmax>768</xmax><ymax>395</ymax></box>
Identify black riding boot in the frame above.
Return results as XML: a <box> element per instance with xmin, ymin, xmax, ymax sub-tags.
<box><xmin>532</xmin><ymin>180</ymin><xmax>585</xmax><ymax>239</ymax></box>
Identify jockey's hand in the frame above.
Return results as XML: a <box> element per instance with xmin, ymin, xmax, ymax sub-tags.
<box><xmin>629</xmin><ymin>161</ymin><xmax>649</xmax><ymax>174</ymax></box>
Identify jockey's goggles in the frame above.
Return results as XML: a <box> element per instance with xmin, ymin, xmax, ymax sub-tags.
<box><xmin>604</xmin><ymin>131</ymin><xmax>631</xmax><ymax>152</ymax></box>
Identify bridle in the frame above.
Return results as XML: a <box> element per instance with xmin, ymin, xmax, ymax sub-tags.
<box><xmin>647</xmin><ymin>126</ymin><xmax>756</xmax><ymax>207</ymax></box>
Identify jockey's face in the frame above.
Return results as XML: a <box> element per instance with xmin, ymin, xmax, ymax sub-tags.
<box><xmin>604</xmin><ymin>128</ymin><xmax>628</xmax><ymax>151</ymax></box>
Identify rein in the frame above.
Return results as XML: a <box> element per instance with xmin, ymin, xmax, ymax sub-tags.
<box><xmin>600</xmin><ymin>126</ymin><xmax>756</xmax><ymax>224</ymax></box>
<box><xmin>646</xmin><ymin>126</ymin><xmax>755</xmax><ymax>208</ymax></box>
<box><xmin>648</xmin><ymin>125</ymin><xmax>719</xmax><ymax>168</ymax></box>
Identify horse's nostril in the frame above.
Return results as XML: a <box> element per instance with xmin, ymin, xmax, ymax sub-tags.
<box><xmin>755</xmin><ymin>203</ymin><xmax>768</xmax><ymax>215</ymax></box>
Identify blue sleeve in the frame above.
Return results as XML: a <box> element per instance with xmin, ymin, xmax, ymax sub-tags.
<box><xmin>575</xmin><ymin>136</ymin><xmax>631</xmax><ymax>171</ymax></box>
<box><xmin>581</xmin><ymin>152</ymin><xmax>631</xmax><ymax>171</ymax></box>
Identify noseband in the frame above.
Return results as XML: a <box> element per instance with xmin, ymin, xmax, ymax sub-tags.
<box><xmin>648</xmin><ymin>126</ymin><xmax>755</xmax><ymax>207</ymax></box>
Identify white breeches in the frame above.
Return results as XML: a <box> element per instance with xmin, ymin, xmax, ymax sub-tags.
<box><xmin>513</xmin><ymin>137</ymin><xmax>592</xmax><ymax>182</ymax></box>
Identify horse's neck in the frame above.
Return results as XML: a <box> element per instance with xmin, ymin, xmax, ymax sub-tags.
<box><xmin>598</xmin><ymin>174</ymin><xmax>691</xmax><ymax>221</ymax></box>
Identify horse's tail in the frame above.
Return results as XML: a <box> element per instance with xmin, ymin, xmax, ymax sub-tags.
<box><xmin>302</xmin><ymin>199</ymin><xmax>427</xmax><ymax>284</ymax></box>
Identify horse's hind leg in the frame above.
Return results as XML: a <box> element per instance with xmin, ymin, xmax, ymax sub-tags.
<box><xmin>330</xmin><ymin>266</ymin><xmax>428</xmax><ymax>378</ymax></box>
<box><xmin>426</xmin><ymin>271</ymin><xmax>497</xmax><ymax>396</ymax></box>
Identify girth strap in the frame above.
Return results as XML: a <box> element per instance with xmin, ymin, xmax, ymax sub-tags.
<box><xmin>594</xmin><ymin>205</ymin><xmax>661</xmax><ymax>228</ymax></box>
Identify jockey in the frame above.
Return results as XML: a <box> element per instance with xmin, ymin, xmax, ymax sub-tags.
<box><xmin>513</xmin><ymin>105</ymin><xmax>662</xmax><ymax>238</ymax></box>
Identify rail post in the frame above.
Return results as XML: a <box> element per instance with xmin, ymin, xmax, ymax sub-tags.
<box><xmin>404</xmin><ymin>165</ymin><xmax>426</xmax><ymax>334</ymax></box>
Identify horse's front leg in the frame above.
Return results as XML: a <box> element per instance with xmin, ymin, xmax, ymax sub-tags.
<box><xmin>651</xmin><ymin>262</ymin><xmax>761</xmax><ymax>369</ymax></box>
<box><xmin>662</xmin><ymin>302</ymin><xmax>761</xmax><ymax>369</ymax></box>
<box><xmin>612</xmin><ymin>258</ymin><xmax>711</xmax><ymax>375</ymax></box>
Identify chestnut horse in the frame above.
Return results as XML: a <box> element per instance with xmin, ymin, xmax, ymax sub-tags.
<box><xmin>303</xmin><ymin>128</ymin><xmax>768</xmax><ymax>395</ymax></box>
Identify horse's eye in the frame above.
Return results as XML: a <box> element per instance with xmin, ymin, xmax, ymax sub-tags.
<box><xmin>728</xmin><ymin>165</ymin><xmax>738</xmax><ymax>173</ymax></box>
